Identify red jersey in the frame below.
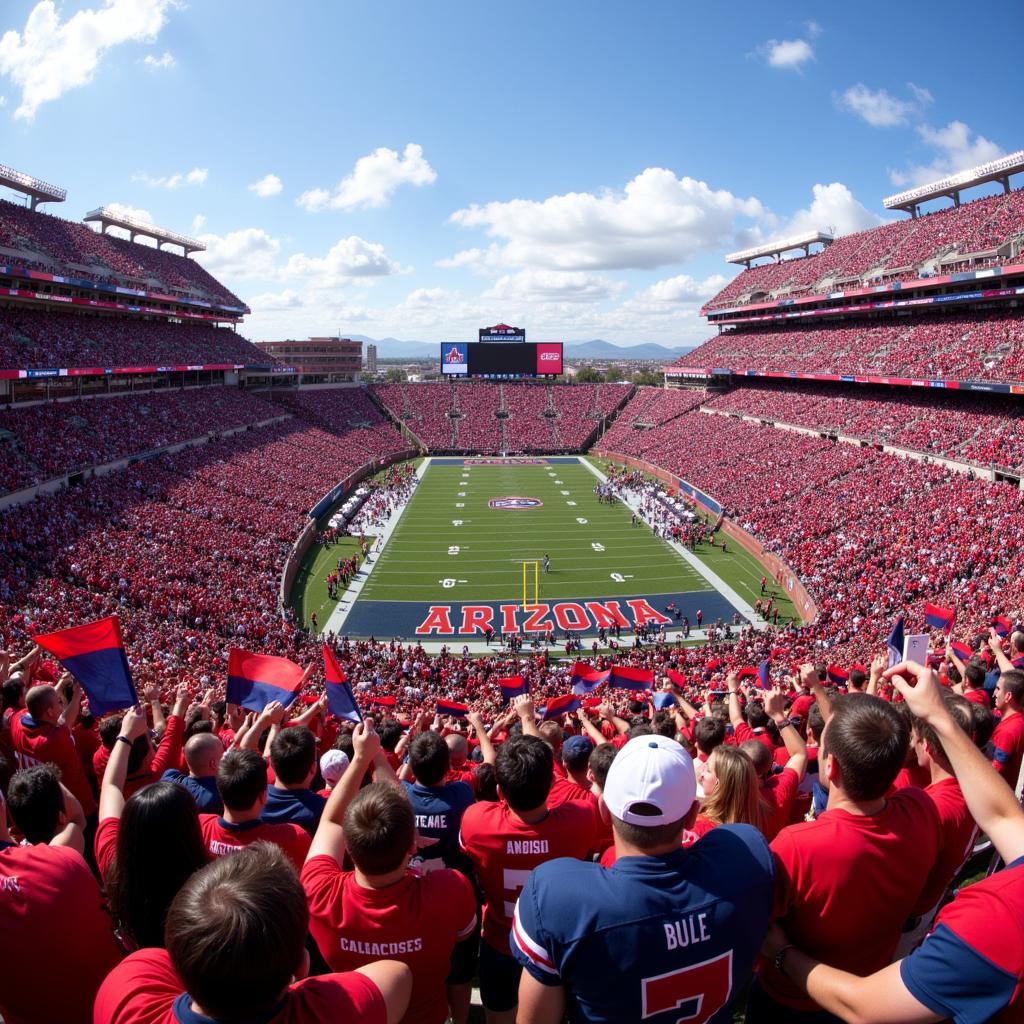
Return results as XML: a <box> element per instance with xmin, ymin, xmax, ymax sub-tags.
<box><xmin>760</xmin><ymin>766</ymin><xmax>800</xmax><ymax>841</ymax></box>
<box><xmin>993</xmin><ymin>712</ymin><xmax>1024</xmax><ymax>784</ymax></box>
<box><xmin>95</xmin><ymin>816</ymin><xmax>121</xmax><ymax>878</ymax></box>
<box><xmin>892</xmin><ymin>760</ymin><xmax>931</xmax><ymax>792</ymax></box>
<box><xmin>301</xmin><ymin>855</ymin><xmax>475</xmax><ymax>1024</ymax></box>
<box><xmin>913</xmin><ymin>777</ymin><xmax>978</xmax><ymax>916</ymax></box>
<box><xmin>963</xmin><ymin>687</ymin><xmax>992</xmax><ymax>708</ymax></box>
<box><xmin>9</xmin><ymin>709</ymin><xmax>96</xmax><ymax>815</ymax></box>
<box><xmin>93</xmin><ymin>947</ymin><xmax>386</xmax><ymax>1024</ymax></box>
<box><xmin>764</xmin><ymin>786</ymin><xmax>941</xmax><ymax>1010</ymax></box>
<box><xmin>0</xmin><ymin>841</ymin><xmax>122</xmax><ymax>1024</ymax></box>
<box><xmin>734</xmin><ymin>721</ymin><xmax>776</xmax><ymax>753</ymax></box>
<box><xmin>198</xmin><ymin>814</ymin><xmax>311</xmax><ymax>871</ymax></box>
<box><xmin>459</xmin><ymin>800</ymin><xmax>596</xmax><ymax>953</ymax></box>
<box><xmin>445</xmin><ymin>766</ymin><xmax>478</xmax><ymax>792</ymax></box>
<box><xmin>790</xmin><ymin>693</ymin><xmax>814</xmax><ymax>724</ymax></box>
<box><xmin>74</xmin><ymin>723</ymin><xmax>101</xmax><ymax>780</ymax></box>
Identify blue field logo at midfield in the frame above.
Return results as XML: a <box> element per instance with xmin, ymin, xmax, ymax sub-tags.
<box><xmin>489</xmin><ymin>496</ymin><xmax>544</xmax><ymax>509</ymax></box>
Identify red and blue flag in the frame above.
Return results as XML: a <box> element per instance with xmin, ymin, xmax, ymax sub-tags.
<box><xmin>924</xmin><ymin>603</ymin><xmax>956</xmax><ymax>633</ymax></box>
<box><xmin>666</xmin><ymin>668</ymin><xmax>686</xmax><ymax>688</ymax></box>
<box><xmin>652</xmin><ymin>692</ymin><xmax>677</xmax><ymax>710</ymax></box>
<box><xmin>437</xmin><ymin>699</ymin><xmax>469</xmax><ymax>718</ymax></box>
<box><xmin>609</xmin><ymin>665</ymin><xmax>654</xmax><ymax>691</ymax></box>
<box><xmin>992</xmin><ymin>616</ymin><xmax>1013</xmax><ymax>638</ymax></box>
<box><xmin>757</xmin><ymin>659</ymin><xmax>770</xmax><ymax>691</ymax></box>
<box><xmin>322</xmin><ymin>645</ymin><xmax>361</xmax><ymax>724</ymax></box>
<box><xmin>949</xmin><ymin>640</ymin><xmax>973</xmax><ymax>663</ymax></box>
<box><xmin>371</xmin><ymin>696</ymin><xmax>397</xmax><ymax>708</ymax></box>
<box><xmin>227</xmin><ymin>648</ymin><xmax>305</xmax><ymax>713</ymax></box>
<box><xmin>498</xmin><ymin>676</ymin><xmax>529</xmax><ymax>703</ymax></box>
<box><xmin>887</xmin><ymin>616</ymin><xmax>905</xmax><ymax>667</ymax></box>
<box><xmin>34</xmin><ymin>616</ymin><xmax>137</xmax><ymax>716</ymax></box>
<box><xmin>570</xmin><ymin>663</ymin><xmax>610</xmax><ymax>695</ymax></box>
<box><xmin>540</xmin><ymin>695</ymin><xmax>581</xmax><ymax>721</ymax></box>
<box><xmin>826</xmin><ymin>664</ymin><xmax>848</xmax><ymax>686</ymax></box>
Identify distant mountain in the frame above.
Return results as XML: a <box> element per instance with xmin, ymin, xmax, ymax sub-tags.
<box><xmin>349</xmin><ymin>335</ymin><xmax>693</xmax><ymax>361</ymax></box>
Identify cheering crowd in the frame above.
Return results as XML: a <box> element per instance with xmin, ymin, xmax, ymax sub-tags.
<box><xmin>1</xmin><ymin>620</ymin><xmax>1023</xmax><ymax>1023</ymax></box>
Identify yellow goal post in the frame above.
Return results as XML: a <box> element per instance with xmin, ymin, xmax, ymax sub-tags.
<box><xmin>521</xmin><ymin>560</ymin><xmax>539</xmax><ymax>609</ymax></box>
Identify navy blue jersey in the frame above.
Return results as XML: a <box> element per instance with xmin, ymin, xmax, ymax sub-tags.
<box><xmin>402</xmin><ymin>779</ymin><xmax>475</xmax><ymax>870</ymax></box>
<box><xmin>160</xmin><ymin>769</ymin><xmax>223</xmax><ymax>814</ymax></box>
<box><xmin>511</xmin><ymin>825</ymin><xmax>773</xmax><ymax>1024</ymax></box>
<box><xmin>260</xmin><ymin>786</ymin><xmax>326</xmax><ymax>837</ymax></box>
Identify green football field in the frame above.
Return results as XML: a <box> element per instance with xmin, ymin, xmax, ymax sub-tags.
<box><xmin>361</xmin><ymin>458</ymin><xmax>707</xmax><ymax>603</ymax></box>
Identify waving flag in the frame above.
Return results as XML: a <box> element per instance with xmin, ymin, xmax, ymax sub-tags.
<box><xmin>498</xmin><ymin>676</ymin><xmax>529</xmax><ymax>703</ymax></box>
<box><xmin>887</xmin><ymin>616</ymin><xmax>905</xmax><ymax>668</ymax></box>
<box><xmin>949</xmin><ymin>640</ymin><xmax>973</xmax><ymax>663</ymax></box>
<box><xmin>826</xmin><ymin>664</ymin><xmax>849</xmax><ymax>686</ymax></box>
<box><xmin>227</xmin><ymin>649</ymin><xmax>306</xmax><ymax>713</ymax></box>
<box><xmin>757</xmin><ymin>659</ymin><xmax>770</xmax><ymax>691</ymax></box>
<box><xmin>540</xmin><ymin>695</ymin><xmax>581</xmax><ymax>721</ymax></box>
<box><xmin>992</xmin><ymin>616</ymin><xmax>1012</xmax><ymax>638</ymax></box>
<box><xmin>666</xmin><ymin>668</ymin><xmax>686</xmax><ymax>689</ymax></box>
<box><xmin>609</xmin><ymin>666</ymin><xmax>654</xmax><ymax>691</ymax></box>
<box><xmin>570</xmin><ymin>663</ymin><xmax>610</xmax><ymax>695</ymax></box>
<box><xmin>652</xmin><ymin>692</ymin><xmax>677</xmax><ymax>711</ymax></box>
<box><xmin>924</xmin><ymin>604</ymin><xmax>956</xmax><ymax>633</ymax></box>
<box><xmin>437</xmin><ymin>699</ymin><xmax>469</xmax><ymax>718</ymax></box>
<box><xmin>34</xmin><ymin>616</ymin><xmax>137</xmax><ymax>716</ymax></box>
<box><xmin>737</xmin><ymin>667</ymin><xmax>758</xmax><ymax>680</ymax></box>
<box><xmin>323</xmin><ymin>645</ymin><xmax>361</xmax><ymax>724</ymax></box>
<box><xmin>371</xmin><ymin>696</ymin><xmax>397</xmax><ymax>708</ymax></box>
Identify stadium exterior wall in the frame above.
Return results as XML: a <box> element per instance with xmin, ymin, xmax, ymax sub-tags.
<box><xmin>279</xmin><ymin>448</ymin><xmax>418</xmax><ymax>614</ymax></box>
<box><xmin>592</xmin><ymin>449</ymin><xmax>819</xmax><ymax>625</ymax></box>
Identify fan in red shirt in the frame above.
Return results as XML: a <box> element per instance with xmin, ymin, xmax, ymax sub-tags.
<box><xmin>93</xmin><ymin>843</ymin><xmax>412</xmax><ymax>1024</ymax></box>
<box><xmin>198</xmin><ymin>748</ymin><xmax>311</xmax><ymax>870</ymax></box>
<box><xmin>459</xmin><ymin>697</ymin><xmax>596</xmax><ymax>1024</ymax></box>
<box><xmin>991</xmin><ymin>670</ymin><xmax>1024</xmax><ymax>785</ymax></box>
<box><xmin>302</xmin><ymin>721</ymin><xmax>476</xmax><ymax>1024</ymax></box>
<box><xmin>10</xmin><ymin>679</ymin><xmax>96</xmax><ymax>816</ymax></box>
<box><xmin>748</xmin><ymin>679</ymin><xmax>941</xmax><ymax>1021</ymax></box>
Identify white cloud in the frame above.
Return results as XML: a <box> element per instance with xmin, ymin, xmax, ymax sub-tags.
<box><xmin>135</xmin><ymin>167</ymin><xmax>208</xmax><ymax>189</ymax></box>
<box><xmin>483</xmin><ymin>270</ymin><xmax>626</xmax><ymax>304</ymax></box>
<box><xmin>804</xmin><ymin>20</ymin><xmax>823</xmax><ymax>38</ymax></box>
<box><xmin>632</xmin><ymin>274</ymin><xmax>729</xmax><ymax>305</ymax></box>
<box><xmin>248</xmin><ymin>289</ymin><xmax>304</xmax><ymax>312</ymax></box>
<box><xmin>297</xmin><ymin>143</ymin><xmax>436</xmax><ymax>212</ymax></box>
<box><xmin>763</xmin><ymin>38</ymin><xmax>814</xmax><ymax>70</ymax></box>
<box><xmin>142</xmin><ymin>49</ymin><xmax>174</xmax><ymax>70</ymax></box>
<box><xmin>102</xmin><ymin>200</ymin><xmax>153</xmax><ymax>223</ymax></box>
<box><xmin>890</xmin><ymin>121</ymin><xmax>1005</xmax><ymax>187</ymax></box>
<box><xmin>448</xmin><ymin>167</ymin><xmax>765</xmax><ymax>273</ymax></box>
<box><xmin>783</xmin><ymin>182</ymin><xmax>884</xmax><ymax>235</ymax></box>
<box><xmin>837</xmin><ymin>82</ymin><xmax>932</xmax><ymax>128</ymax></box>
<box><xmin>196</xmin><ymin>227</ymin><xmax>281</xmax><ymax>279</ymax></box>
<box><xmin>280</xmin><ymin>236</ymin><xmax>403</xmax><ymax>283</ymax></box>
<box><xmin>248</xmin><ymin>173</ymin><xmax>283</xmax><ymax>198</ymax></box>
<box><xmin>0</xmin><ymin>0</ymin><xmax>171</xmax><ymax>120</ymax></box>
<box><xmin>191</xmin><ymin>213</ymin><xmax>205</xmax><ymax>233</ymax></box>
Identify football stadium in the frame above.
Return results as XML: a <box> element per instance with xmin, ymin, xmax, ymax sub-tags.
<box><xmin>2</xmin><ymin>5</ymin><xmax>1024</xmax><ymax>1024</ymax></box>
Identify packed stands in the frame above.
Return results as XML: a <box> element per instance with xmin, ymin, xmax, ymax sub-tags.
<box><xmin>0</xmin><ymin>198</ymin><xmax>243</xmax><ymax>307</ymax></box>
<box><xmin>702</xmin><ymin>186</ymin><xmax>1024</xmax><ymax>311</ymax></box>
<box><xmin>676</xmin><ymin>307</ymin><xmax>1024</xmax><ymax>382</ymax></box>
<box><xmin>0</xmin><ymin>307</ymin><xmax>271</xmax><ymax>370</ymax></box>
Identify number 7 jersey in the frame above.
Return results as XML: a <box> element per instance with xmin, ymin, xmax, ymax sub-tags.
<box><xmin>511</xmin><ymin>825</ymin><xmax>774</xmax><ymax>1024</ymax></box>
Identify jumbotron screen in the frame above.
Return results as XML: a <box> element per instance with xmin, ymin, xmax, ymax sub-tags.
<box><xmin>440</xmin><ymin>342</ymin><xmax>563</xmax><ymax>378</ymax></box>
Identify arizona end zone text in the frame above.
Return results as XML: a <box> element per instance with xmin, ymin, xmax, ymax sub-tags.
<box><xmin>414</xmin><ymin>597</ymin><xmax>674</xmax><ymax>636</ymax></box>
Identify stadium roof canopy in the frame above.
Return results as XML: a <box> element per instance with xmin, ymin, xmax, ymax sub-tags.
<box><xmin>83</xmin><ymin>206</ymin><xmax>205</xmax><ymax>255</ymax></box>
<box><xmin>725</xmin><ymin>231</ymin><xmax>833</xmax><ymax>268</ymax></box>
<box><xmin>883</xmin><ymin>150</ymin><xmax>1024</xmax><ymax>215</ymax></box>
<box><xmin>0</xmin><ymin>163</ymin><xmax>66</xmax><ymax>209</ymax></box>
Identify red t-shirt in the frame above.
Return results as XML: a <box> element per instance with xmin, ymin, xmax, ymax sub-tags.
<box><xmin>95</xmin><ymin>817</ymin><xmax>121</xmax><ymax>878</ymax></box>
<box><xmin>0</xmin><ymin>841</ymin><xmax>122</xmax><ymax>1024</ymax></box>
<box><xmin>444</xmin><ymin>766</ymin><xmax>478</xmax><ymax>793</ymax></box>
<box><xmin>790</xmin><ymin>693</ymin><xmax>814</xmax><ymax>725</ymax></box>
<box><xmin>93</xmin><ymin>947</ymin><xmax>386</xmax><ymax>1024</ymax></box>
<box><xmin>198</xmin><ymin>814</ymin><xmax>311</xmax><ymax>871</ymax></box>
<box><xmin>301</xmin><ymin>855</ymin><xmax>475</xmax><ymax>1024</ymax></box>
<box><xmin>74</xmin><ymin>724</ymin><xmax>101</xmax><ymax>780</ymax></box>
<box><xmin>914</xmin><ymin>777</ymin><xmax>978</xmax><ymax>916</ymax></box>
<box><xmin>734</xmin><ymin>721</ymin><xmax>776</xmax><ymax>753</ymax></box>
<box><xmin>764</xmin><ymin>786</ymin><xmax>941</xmax><ymax>1010</ymax></box>
<box><xmin>459</xmin><ymin>799</ymin><xmax>596</xmax><ymax>953</ymax></box>
<box><xmin>892</xmin><ymin>760</ymin><xmax>931</xmax><ymax>792</ymax></box>
<box><xmin>9</xmin><ymin>710</ymin><xmax>97</xmax><ymax>815</ymax></box>
<box><xmin>760</xmin><ymin>767</ymin><xmax>800</xmax><ymax>841</ymax></box>
<box><xmin>992</xmin><ymin>712</ymin><xmax>1024</xmax><ymax>784</ymax></box>
<box><xmin>963</xmin><ymin>687</ymin><xmax>991</xmax><ymax>708</ymax></box>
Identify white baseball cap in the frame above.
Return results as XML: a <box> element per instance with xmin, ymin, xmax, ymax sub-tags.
<box><xmin>319</xmin><ymin>749</ymin><xmax>351</xmax><ymax>786</ymax></box>
<box><xmin>603</xmin><ymin>735</ymin><xmax>697</xmax><ymax>826</ymax></box>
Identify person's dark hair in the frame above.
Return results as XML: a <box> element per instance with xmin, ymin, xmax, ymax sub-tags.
<box><xmin>165</xmin><ymin>844</ymin><xmax>307</xmax><ymax>1022</ymax></box>
<box><xmin>99</xmin><ymin>714</ymin><xmax>124</xmax><ymax>751</ymax></box>
<box><xmin>475</xmin><ymin>762</ymin><xmax>499</xmax><ymax>802</ymax></box>
<box><xmin>126</xmin><ymin>731</ymin><xmax>154</xmax><ymax>775</ymax></box>
<box><xmin>693</xmin><ymin>716</ymin><xmax>726</xmax><ymax>755</ymax></box>
<box><xmin>7</xmin><ymin>764</ymin><xmax>64</xmax><ymax>843</ymax></box>
<box><xmin>612</xmin><ymin>813</ymin><xmax>687</xmax><ymax>851</ymax></box>
<box><xmin>332</xmin><ymin>727</ymin><xmax>355</xmax><ymax>761</ymax></box>
<box><xmin>848</xmin><ymin>669</ymin><xmax>867</xmax><ymax>691</ymax></box>
<box><xmin>747</xmin><ymin>703</ymin><xmax>769</xmax><ymax>730</ymax></box>
<box><xmin>823</xmin><ymin>694</ymin><xmax>908</xmax><ymax>801</ymax></box>
<box><xmin>1000</xmin><ymin>670</ymin><xmax>1024</xmax><ymax>705</ymax></box>
<box><xmin>913</xmin><ymin>694</ymin><xmax>974</xmax><ymax>774</ymax></box>
<box><xmin>269</xmin><ymin>726</ymin><xmax>316</xmax><ymax>785</ymax></box>
<box><xmin>968</xmin><ymin>701</ymin><xmax>996</xmax><ymax>749</ymax></box>
<box><xmin>106</xmin><ymin>781</ymin><xmax>207</xmax><ymax>949</ymax></box>
<box><xmin>495</xmin><ymin>735</ymin><xmax>552</xmax><ymax>811</ymax></box>
<box><xmin>343</xmin><ymin>783</ymin><xmax>414</xmax><ymax>875</ymax></box>
<box><xmin>739</xmin><ymin>738</ymin><xmax>773</xmax><ymax>778</ymax></box>
<box><xmin>626</xmin><ymin>700</ymin><xmax>645</xmax><ymax>716</ymax></box>
<box><xmin>589</xmin><ymin>742</ymin><xmax>617</xmax><ymax>789</ymax></box>
<box><xmin>1</xmin><ymin>679</ymin><xmax>23</xmax><ymax>712</ymax></box>
<box><xmin>964</xmin><ymin>662</ymin><xmax>987</xmax><ymax>690</ymax></box>
<box><xmin>626</xmin><ymin>721</ymin><xmax>654</xmax><ymax>739</ymax></box>
<box><xmin>78</xmin><ymin>710</ymin><xmax>95</xmax><ymax>729</ymax></box>
<box><xmin>217</xmin><ymin>749</ymin><xmax>268</xmax><ymax>811</ymax></box>
<box><xmin>409</xmin><ymin>731</ymin><xmax>449</xmax><ymax>786</ymax></box>
<box><xmin>651</xmin><ymin>712</ymin><xmax>676</xmax><ymax>739</ymax></box>
<box><xmin>377</xmin><ymin>718</ymin><xmax>403</xmax><ymax>752</ymax></box>
<box><xmin>807</xmin><ymin>702</ymin><xmax>825</xmax><ymax>743</ymax></box>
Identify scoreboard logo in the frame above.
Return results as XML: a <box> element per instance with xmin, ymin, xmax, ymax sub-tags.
<box><xmin>535</xmin><ymin>342</ymin><xmax>563</xmax><ymax>374</ymax></box>
<box><xmin>488</xmin><ymin>496</ymin><xmax>544</xmax><ymax>509</ymax></box>
<box><xmin>480</xmin><ymin>322</ymin><xmax>526</xmax><ymax>343</ymax></box>
<box><xmin>441</xmin><ymin>342</ymin><xmax>468</xmax><ymax>375</ymax></box>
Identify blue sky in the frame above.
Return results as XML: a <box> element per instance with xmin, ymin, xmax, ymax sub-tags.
<box><xmin>0</xmin><ymin>0</ymin><xmax>1021</xmax><ymax>345</ymax></box>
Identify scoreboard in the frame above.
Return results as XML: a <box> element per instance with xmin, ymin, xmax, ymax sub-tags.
<box><xmin>440</xmin><ymin>342</ymin><xmax>563</xmax><ymax>379</ymax></box>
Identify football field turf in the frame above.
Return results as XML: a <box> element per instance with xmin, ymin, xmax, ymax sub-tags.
<box><xmin>336</xmin><ymin>456</ymin><xmax>750</xmax><ymax>639</ymax></box>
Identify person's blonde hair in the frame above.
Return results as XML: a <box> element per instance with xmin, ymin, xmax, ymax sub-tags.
<box><xmin>701</xmin><ymin>745</ymin><xmax>769</xmax><ymax>833</ymax></box>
